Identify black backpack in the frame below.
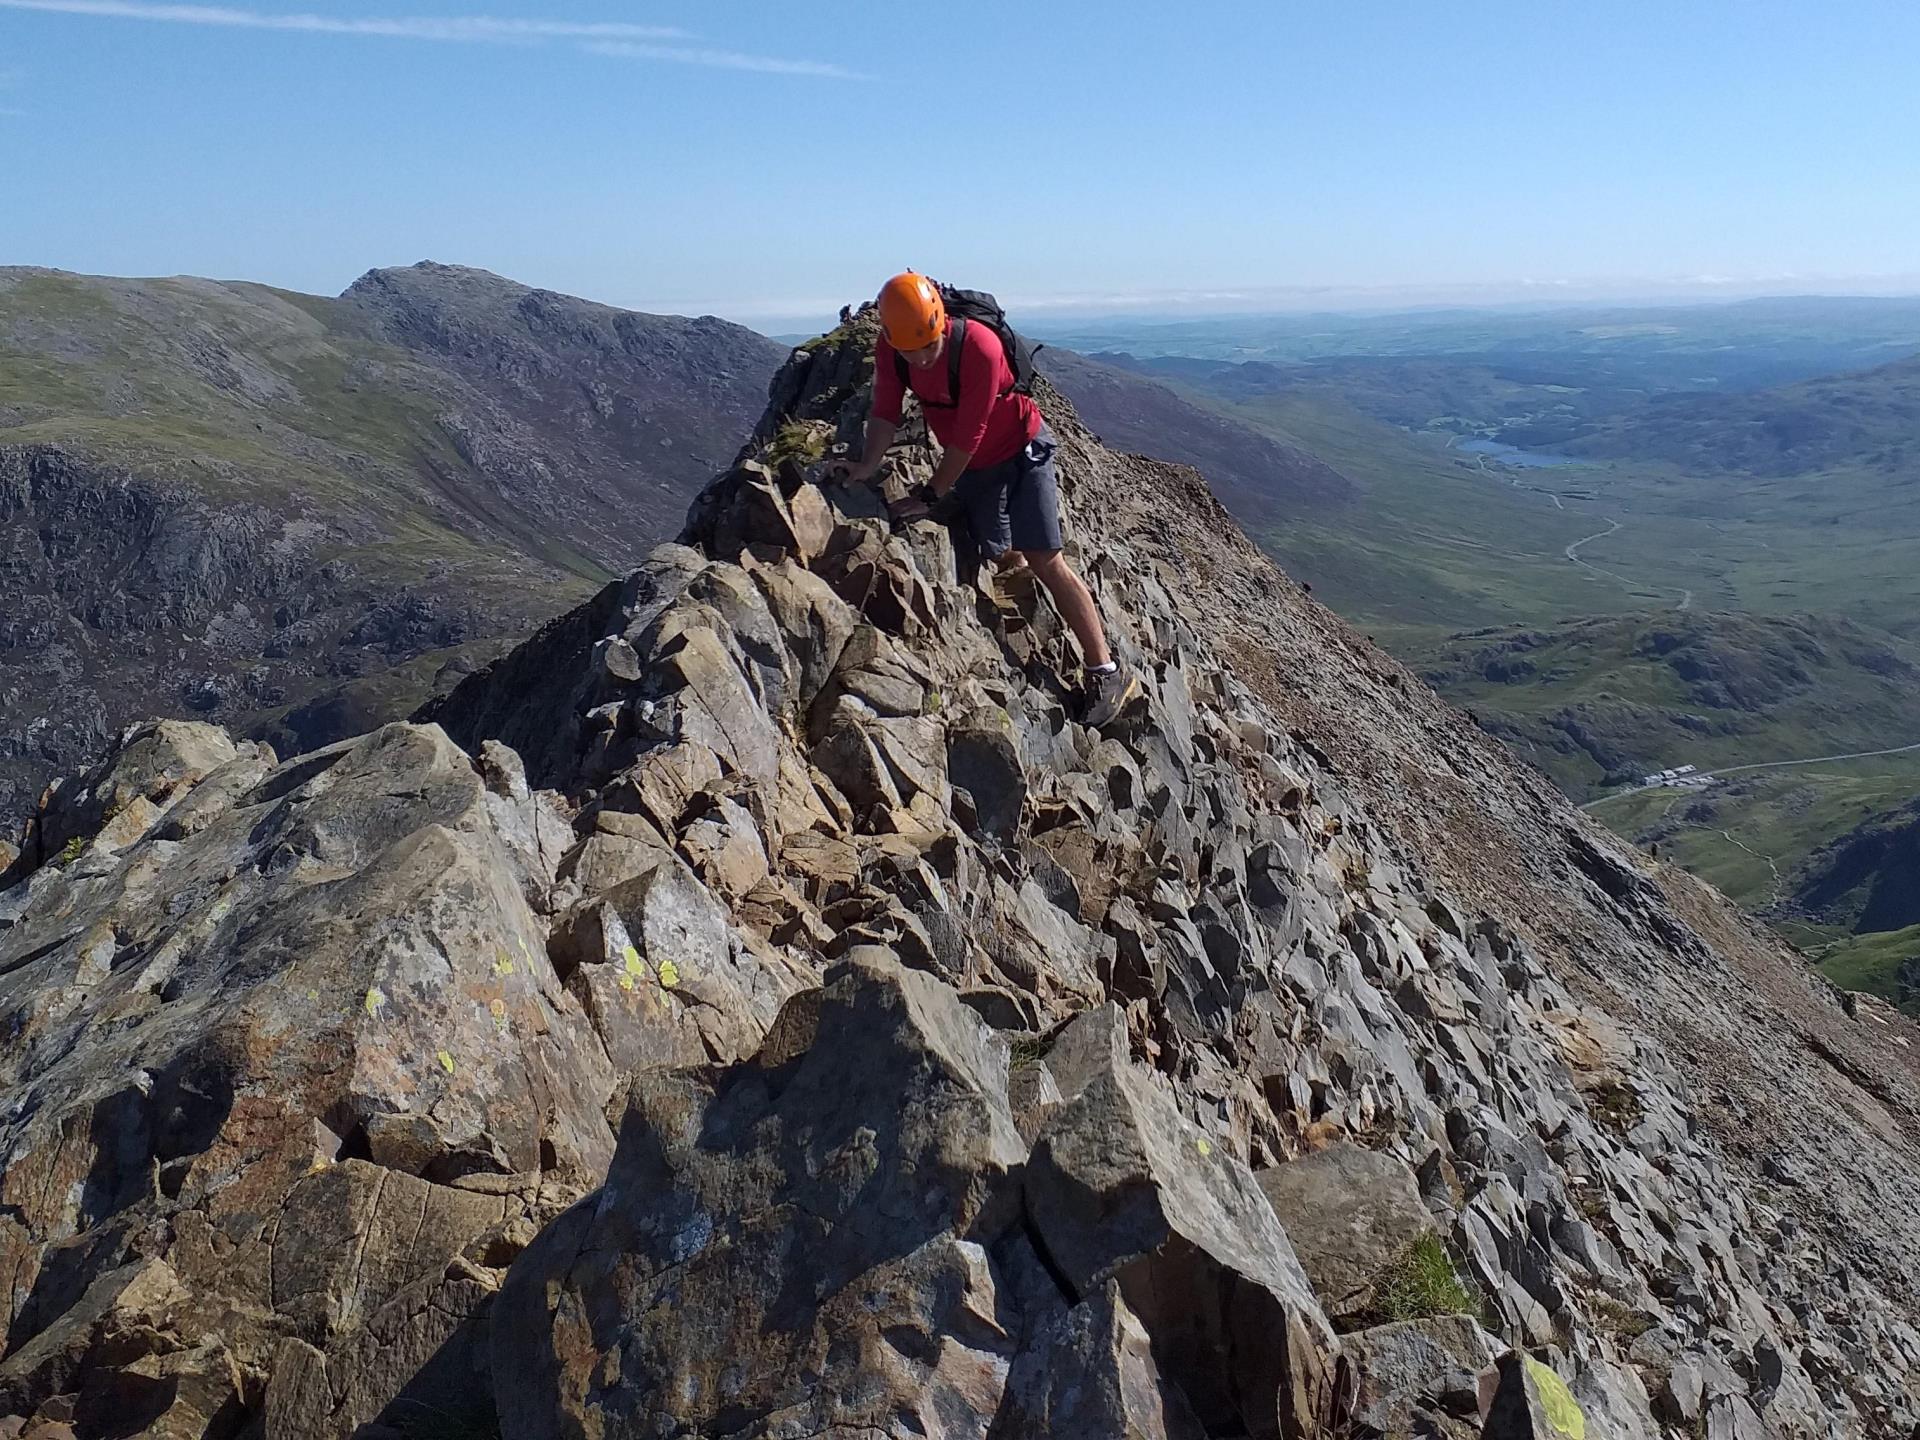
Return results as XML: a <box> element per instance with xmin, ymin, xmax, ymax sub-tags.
<box><xmin>893</xmin><ymin>284</ymin><xmax>1042</xmax><ymax>410</ymax></box>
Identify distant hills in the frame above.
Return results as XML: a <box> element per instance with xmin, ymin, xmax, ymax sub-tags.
<box><xmin>1530</xmin><ymin>353</ymin><xmax>1920</xmax><ymax>477</ymax></box>
<box><xmin>0</xmin><ymin>262</ymin><xmax>786</xmax><ymax>817</ymax></box>
<box><xmin>1411</xmin><ymin>612</ymin><xmax>1920</xmax><ymax>796</ymax></box>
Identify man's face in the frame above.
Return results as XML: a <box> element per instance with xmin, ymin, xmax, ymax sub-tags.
<box><xmin>901</xmin><ymin>334</ymin><xmax>945</xmax><ymax>368</ymax></box>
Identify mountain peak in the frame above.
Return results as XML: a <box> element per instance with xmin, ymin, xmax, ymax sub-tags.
<box><xmin>1</xmin><ymin>307</ymin><xmax>1916</xmax><ymax>1435</ymax></box>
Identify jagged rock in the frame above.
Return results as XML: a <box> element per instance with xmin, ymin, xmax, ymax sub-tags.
<box><xmin>747</xmin><ymin>554</ymin><xmax>858</xmax><ymax>709</ymax></box>
<box><xmin>1256</xmin><ymin>1141</ymin><xmax>1439</xmax><ymax>1323</ymax></box>
<box><xmin>3</xmin><ymin>720</ymin><xmax>245</xmax><ymax>882</ymax></box>
<box><xmin>571</xmin><ymin>856</ymin><xmax>812</xmax><ymax>1069</ymax></box>
<box><xmin>0</xmin><ymin>723</ymin><xmax>617</xmax><ymax>1427</ymax></box>
<box><xmin>492</xmin><ymin>952</ymin><xmax>1027</xmax><ymax>1438</ymax></box>
<box><xmin>1024</xmin><ymin>1038</ymin><xmax>1348</xmax><ymax>1437</ymax></box>
<box><xmin>1705</xmin><ymin>1393</ymin><xmax>1769</xmax><ymax>1440</ymax></box>
<box><xmin>948</xmin><ymin>708</ymin><xmax>1028</xmax><ymax>842</ymax></box>
<box><xmin>1343</xmin><ymin>1315</ymin><xmax>1497</xmax><ymax>1434</ymax></box>
<box><xmin>1482</xmin><ymin>1351</ymin><xmax>1590</xmax><ymax>1440</ymax></box>
<box><xmin>676</xmin><ymin>794</ymin><xmax>770</xmax><ymax>898</ymax></box>
<box><xmin>993</xmin><ymin>1281</ymin><xmax>1208</xmax><ymax>1439</ymax></box>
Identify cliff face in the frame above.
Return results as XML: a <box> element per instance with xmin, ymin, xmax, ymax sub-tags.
<box><xmin>1</xmin><ymin>310</ymin><xmax>1916</xmax><ymax>1438</ymax></box>
<box><xmin>0</xmin><ymin>442</ymin><xmax>525</xmax><ymax>826</ymax></box>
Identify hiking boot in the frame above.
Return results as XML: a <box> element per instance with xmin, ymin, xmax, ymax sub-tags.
<box><xmin>1083</xmin><ymin>660</ymin><xmax>1141</xmax><ymax>729</ymax></box>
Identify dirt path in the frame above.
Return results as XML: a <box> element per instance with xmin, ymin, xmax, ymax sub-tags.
<box><xmin>1719</xmin><ymin>827</ymin><xmax>1786</xmax><ymax>908</ymax></box>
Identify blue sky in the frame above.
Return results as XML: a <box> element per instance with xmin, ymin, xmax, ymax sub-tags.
<box><xmin>2</xmin><ymin>0</ymin><xmax>1918</xmax><ymax>328</ymax></box>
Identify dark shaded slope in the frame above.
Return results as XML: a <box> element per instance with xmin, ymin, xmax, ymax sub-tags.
<box><xmin>1038</xmin><ymin>346</ymin><xmax>1355</xmax><ymax>522</ymax></box>
<box><xmin>1785</xmin><ymin>796</ymin><xmax>1920</xmax><ymax>933</ymax></box>
<box><xmin>339</xmin><ymin>262</ymin><xmax>785</xmax><ymax>557</ymax></box>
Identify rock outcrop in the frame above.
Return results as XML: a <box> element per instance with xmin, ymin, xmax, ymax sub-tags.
<box><xmin>3</xmin><ymin>305</ymin><xmax>1918</xmax><ymax>1436</ymax></box>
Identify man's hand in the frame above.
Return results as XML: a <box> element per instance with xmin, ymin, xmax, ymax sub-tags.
<box><xmin>888</xmin><ymin>494</ymin><xmax>931</xmax><ymax>522</ymax></box>
<box><xmin>828</xmin><ymin>456</ymin><xmax>879</xmax><ymax>485</ymax></box>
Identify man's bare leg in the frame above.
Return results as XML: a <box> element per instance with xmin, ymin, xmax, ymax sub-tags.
<box><xmin>1022</xmin><ymin>549</ymin><xmax>1112</xmax><ymax>668</ymax></box>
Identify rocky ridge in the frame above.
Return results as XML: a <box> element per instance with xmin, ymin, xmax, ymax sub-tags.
<box><xmin>0</xmin><ymin>307</ymin><xmax>1916</xmax><ymax>1436</ymax></box>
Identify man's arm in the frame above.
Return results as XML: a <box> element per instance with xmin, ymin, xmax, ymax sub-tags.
<box><xmin>844</xmin><ymin>416</ymin><xmax>898</xmax><ymax>482</ymax></box>
<box><xmin>927</xmin><ymin>439</ymin><xmax>974</xmax><ymax>497</ymax></box>
<box><xmin>837</xmin><ymin>335</ymin><xmax>905</xmax><ymax>483</ymax></box>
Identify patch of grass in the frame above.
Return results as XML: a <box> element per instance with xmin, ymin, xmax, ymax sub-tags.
<box><xmin>1375</xmin><ymin>1233</ymin><xmax>1480</xmax><ymax>1323</ymax></box>
<box><xmin>797</xmin><ymin>319</ymin><xmax>860</xmax><ymax>353</ymax></box>
<box><xmin>1586</xmin><ymin>1294</ymin><xmax>1657</xmax><ymax>1340</ymax></box>
<box><xmin>1587</xmin><ymin>1081</ymin><xmax>1645</xmax><ymax>1138</ymax></box>
<box><xmin>59</xmin><ymin>835</ymin><xmax>85</xmax><ymax>865</ymax></box>
<box><xmin>766</xmin><ymin>419</ymin><xmax>828</xmax><ymax>470</ymax></box>
<box><xmin>1007</xmin><ymin>1034</ymin><xmax>1049</xmax><ymax>1070</ymax></box>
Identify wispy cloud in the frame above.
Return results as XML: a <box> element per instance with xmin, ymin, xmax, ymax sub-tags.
<box><xmin>0</xmin><ymin>1</ymin><xmax>858</xmax><ymax>76</ymax></box>
<box><xmin>586</xmin><ymin>39</ymin><xmax>862</xmax><ymax>80</ymax></box>
<box><xmin>0</xmin><ymin>1</ymin><xmax>685</xmax><ymax>40</ymax></box>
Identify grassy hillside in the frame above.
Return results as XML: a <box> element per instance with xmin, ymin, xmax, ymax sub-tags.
<box><xmin>1125</xmin><ymin>360</ymin><xmax>1920</xmax><ymax>650</ymax></box>
<box><xmin>1038</xmin><ymin>348</ymin><xmax>1356</xmax><ymax>524</ymax></box>
<box><xmin>1594</xmin><ymin>753</ymin><xmax>1920</xmax><ymax>905</ymax></box>
<box><xmin>1778</xmin><ymin>794</ymin><xmax>1920</xmax><ymax>934</ymax></box>
<box><xmin>1586</xmin><ymin>751</ymin><xmax>1920</xmax><ymax>1009</ymax></box>
<box><xmin>0</xmin><ymin>264</ymin><xmax>783</xmax><ymax>574</ymax></box>
<box><xmin>1809</xmin><ymin>925</ymin><xmax>1920</xmax><ymax>1015</ymax></box>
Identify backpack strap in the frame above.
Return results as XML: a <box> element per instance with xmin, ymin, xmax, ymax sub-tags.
<box><xmin>890</xmin><ymin>316</ymin><xmax>968</xmax><ymax>410</ymax></box>
<box><xmin>945</xmin><ymin>316</ymin><xmax>966</xmax><ymax>409</ymax></box>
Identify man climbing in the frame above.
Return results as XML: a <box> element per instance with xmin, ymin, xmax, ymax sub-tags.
<box><xmin>832</xmin><ymin>271</ymin><xmax>1140</xmax><ymax>727</ymax></box>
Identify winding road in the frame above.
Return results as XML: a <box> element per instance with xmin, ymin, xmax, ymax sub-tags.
<box><xmin>1460</xmin><ymin>446</ymin><xmax>1694</xmax><ymax>611</ymax></box>
<box><xmin>1564</xmin><ymin>519</ymin><xmax>1622</xmax><ymax>565</ymax></box>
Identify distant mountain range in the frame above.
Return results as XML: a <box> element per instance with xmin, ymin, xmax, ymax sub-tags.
<box><xmin>0</xmin><ymin>262</ymin><xmax>787</xmax><ymax>817</ymax></box>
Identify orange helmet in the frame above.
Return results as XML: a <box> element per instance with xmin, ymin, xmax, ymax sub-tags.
<box><xmin>877</xmin><ymin>271</ymin><xmax>946</xmax><ymax>351</ymax></box>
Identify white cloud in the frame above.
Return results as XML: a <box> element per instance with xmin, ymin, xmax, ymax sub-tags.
<box><xmin>0</xmin><ymin>1</ymin><xmax>858</xmax><ymax>74</ymax></box>
<box><xmin>0</xmin><ymin>1</ymin><xmax>688</xmax><ymax>40</ymax></box>
<box><xmin>586</xmin><ymin>39</ymin><xmax>862</xmax><ymax>80</ymax></box>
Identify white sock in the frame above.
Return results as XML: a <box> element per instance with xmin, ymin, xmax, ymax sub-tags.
<box><xmin>1089</xmin><ymin>661</ymin><xmax>1117</xmax><ymax>675</ymax></box>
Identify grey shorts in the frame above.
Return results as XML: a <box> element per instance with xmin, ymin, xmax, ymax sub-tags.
<box><xmin>952</xmin><ymin>423</ymin><xmax>1063</xmax><ymax>558</ymax></box>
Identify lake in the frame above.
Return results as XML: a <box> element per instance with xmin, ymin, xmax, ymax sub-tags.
<box><xmin>1453</xmin><ymin>438</ymin><xmax>1587</xmax><ymax>468</ymax></box>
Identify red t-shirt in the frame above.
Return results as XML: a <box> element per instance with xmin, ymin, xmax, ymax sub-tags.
<box><xmin>872</xmin><ymin>318</ymin><xmax>1041</xmax><ymax>469</ymax></box>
